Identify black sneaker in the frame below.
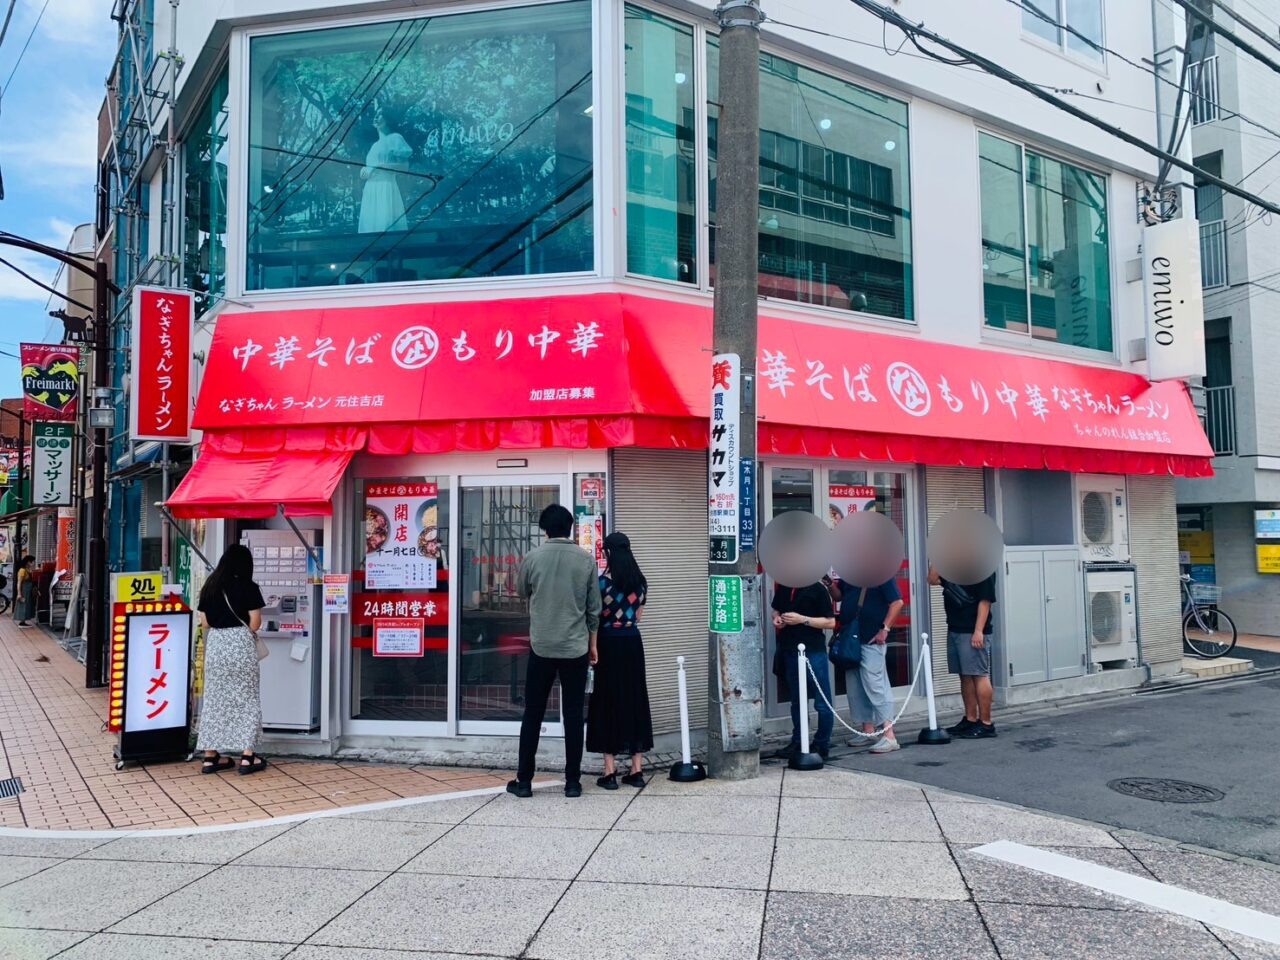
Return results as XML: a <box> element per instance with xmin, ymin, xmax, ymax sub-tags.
<box><xmin>815</xmin><ymin>745</ymin><xmax>830</xmax><ymax>760</ymax></box>
<box><xmin>596</xmin><ymin>773</ymin><xmax>619</xmax><ymax>791</ymax></box>
<box><xmin>946</xmin><ymin>718</ymin><xmax>976</xmax><ymax>735</ymax></box>
<box><xmin>620</xmin><ymin>772</ymin><xmax>645</xmax><ymax>788</ymax></box>
<box><xmin>564</xmin><ymin>781</ymin><xmax>583</xmax><ymax>798</ymax></box>
<box><xmin>506</xmin><ymin>779</ymin><xmax>533</xmax><ymax>798</ymax></box>
<box><xmin>958</xmin><ymin>723</ymin><xmax>997</xmax><ymax>739</ymax></box>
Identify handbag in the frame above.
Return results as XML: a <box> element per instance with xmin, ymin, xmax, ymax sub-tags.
<box><xmin>224</xmin><ymin>589</ymin><xmax>269</xmax><ymax>661</ymax></box>
<box><xmin>829</xmin><ymin>587</ymin><xmax>867</xmax><ymax>669</ymax></box>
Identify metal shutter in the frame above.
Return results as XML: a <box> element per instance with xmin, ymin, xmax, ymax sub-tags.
<box><xmin>611</xmin><ymin>448</ymin><xmax>709</xmax><ymax>734</ymax></box>
<box><xmin>924</xmin><ymin>466</ymin><xmax>987</xmax><ymax>697</ymax></box>
<box><xmin>1127</xmin><ymin>475</ymin><xmax>1181</xmax><ymax>667</ymax></box>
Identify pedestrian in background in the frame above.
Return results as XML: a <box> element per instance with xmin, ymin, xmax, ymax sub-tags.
<box><xmin>14</xmin><ymin>555</ymin><xmax>35</xmax><ymax>627</ymax></box>
<box><xmin>929</xmin><ymin>564</ymin><xmax>998</xmax><ymax>738</ymax></box>
<box><xmin>588</xmin><ymin>532</ymin><xmax>653</xmax><ymax>790</ymax></box>
<box><xmin>828</xmin><ymin>575</ymin><xmax>905</xmax><ymax>753</ymax></box>
<box><xmin>196</xmin><ymin>544</ymin><xmax>269</xmax><ymax>775</ymax></box>
<box><xmin>509</xmin><ymin>504</ymin><xmax>601</xmax><ymax>799</ymax></box>
<box><xmin>772</xmin><ymin>579</ymin><xmax>837</xmax><ymax>759</ymax></box>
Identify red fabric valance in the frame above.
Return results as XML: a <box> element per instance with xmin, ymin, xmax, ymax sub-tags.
<box><xmin>166</xmin><ymin>446</ymin><xmax>355</xmax><ymax>519</ymax></box>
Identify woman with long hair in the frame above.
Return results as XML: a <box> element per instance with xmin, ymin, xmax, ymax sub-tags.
<box><xmin>195</xmin><ymin>543</ymin><xmax>268</xmax><ymax>775</ymax></box>
<box><xmin>588</xmin><ymin>532</ymin><xmax>653</xmax><ymax>789</ymax></box>
<box><xmin>14</xmin><ymin>555</ymin><xmax>34</xmax><ymax>627</ymax></box>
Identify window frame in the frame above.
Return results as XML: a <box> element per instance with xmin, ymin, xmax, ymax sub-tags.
<box><xmin>232</xmin><ymin>0</ymin><xmax>606</xmax><ymax>300</ymax></box>
<box><xmin>1020</xmin><ymin>0</ymin><xmax>1109</xmax><ymax>72</ymax></box>
<box><xmin>178</xmin><ymin>60</ymin><xmax>231</xmax><ymax>318</ymax></box>
<box><xmin>975</xmin><ymin>127</ymin><xmax>1118</xmax><ymax>363</ymax></box>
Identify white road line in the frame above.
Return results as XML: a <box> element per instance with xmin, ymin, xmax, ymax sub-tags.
<box><xmin>974</xmin><ymin>840</ymin><xmax>1280</xmax><ymax>946</ymax></box>
<box><xmin>0</xmin><ymin>780</ymin><xmax>563</xmax><ymax>840</ymax></box>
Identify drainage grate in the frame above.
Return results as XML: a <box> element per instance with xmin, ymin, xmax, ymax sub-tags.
<box><xmin>0</xmin><ymin>777</ymin><xmax>24</xmax><ymax>799</ymax></box>
<box><xmin>1107</xmin><ymin>777</ymin><xmax>1224</xmax><ymax>804</ymax></box>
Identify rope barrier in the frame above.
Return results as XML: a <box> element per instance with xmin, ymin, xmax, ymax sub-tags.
<box><xmin>803</xmin><ymin>641</ymin><xmax>930</xmax><ymax>741</ymax></box>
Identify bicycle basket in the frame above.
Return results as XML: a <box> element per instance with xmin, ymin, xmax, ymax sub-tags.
<box><xmin>1190</xmin><ymin>583</ymin><xmax>1222</xmax><ymax>604</ymax></box>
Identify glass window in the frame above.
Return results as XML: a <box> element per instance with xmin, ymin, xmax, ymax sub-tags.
<box><xmin>352</xmin><ymin>478</ymin><xmax>450</xmax><ymax>722</ymax></box>
<box><xmin>247</xmin><ymin>2</ymin><xmax>594</xmax><ymax>291</ymax></box>
<box><xmin>1024</xmin><ymin>0</ymin><xmax>1104</xmax><ymax>62</ymax></box>
<box><xmin>183</xmin><ymin>68</ymin><xmax>230</xmax><ymax>317</ymax></box>
<box><xmin>625</xmin><ymin>6</ymin><xmax>696</xmax><ymax>283</ymax></box>
<box><xmin>979</xmin><ymin>133</ymin><xmax>1112</xmax><ymax>354</ymax></box>
<box><xmin>709</xmin><ymin>42</ymin><xmax>913</xmax><ymax>320</ymax></box>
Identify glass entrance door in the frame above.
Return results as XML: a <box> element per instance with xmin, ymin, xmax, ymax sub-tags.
<box><xmin>763</xmin><ymin>463</ymin><xmax>917</xmax><ymax>720</ymax></box>
<box><xmin>457</xmin><ymin>476</ymin><xmax>568</xmax><ymax>736</ymax></box>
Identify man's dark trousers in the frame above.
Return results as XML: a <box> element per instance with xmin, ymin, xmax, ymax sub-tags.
<box><xmin>516</xmin><ymin>650</ymin><xmax>589</xmax><ymax>785</ymax></box>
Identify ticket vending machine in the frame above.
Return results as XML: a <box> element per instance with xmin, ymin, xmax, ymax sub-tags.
<box><xmin>241</xmin><ymin>529</ymin><xmax>322</xmax><ymax>732</ymax></box>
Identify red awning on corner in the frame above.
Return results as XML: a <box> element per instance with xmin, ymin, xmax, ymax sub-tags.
<box><xmin>166</xmin><ymin>445</ymin><xmax>356</xmax><ymax>519</ymax></box>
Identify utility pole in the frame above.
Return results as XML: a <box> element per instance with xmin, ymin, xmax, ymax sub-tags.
<box><xmin>707</xmin><ymin>0</ymin><xmax>763</xmax><ymax>780</ymax></box>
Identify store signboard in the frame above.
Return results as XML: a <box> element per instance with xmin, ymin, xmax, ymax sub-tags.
<box><xmin>709</xmin><ymin>575</ymin><xmax>743</xmax><ymax>633</ymax></box>
<box><xmin>709</xmin><ymin>353</ymin><xmax>741</xmax><ymax>564</ymax></box>
<box><xmin>131</xmin><ymin>287</ymin><xmax>195</xmax><ymax>442</ymax></box>
<box><xmin>114</xmin><ymin>572</ymin><xmax>164</xmax><ymax>603</ymax></box>
<box><xmin>364</xmin><ymin>483</ymin><xmax>442</xmax><ymax>588</ymax></box>
<box><xmin>1258</xmin><ymin>544</ymin><xmax>1280</xmax><ymax>575</ymax></box>
<box><xmin>21</xmin><ymin>342</ymin><xmax>80</xmax><ymax>422</ymax></box>
<box><xmin>31</xmin><ymin>422</ymin><xmax>74</xmax><ymax>506</ymax></box>
<box><xmin>1142</xmin><ymin>218</ymin><xmax>1206</xmax><ymax>382</ymax></box>
<box><xmin>352</xmin><ymin>592</ymin><xmax>448</xmax><ymax>626</ymax></box>
<box><xmin>323</xmin><ymin>574</ymin><xmax>350</xmax><ymax>615</ymax></box>
<box><xmin>1255</xmin><ymin>510</ymin><xmax>1280</xmax><ymax>540</ymax></box>
<box><xmin>372</xmin><ymin>617</ymin><xmax>425</xmax><ymax>657</ymax></box>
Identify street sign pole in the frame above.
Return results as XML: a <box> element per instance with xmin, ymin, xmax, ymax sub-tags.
<box><xmin>707</xmin><ymin>0</ymin><xmax>763</xmax><ymax>780</ymax></box>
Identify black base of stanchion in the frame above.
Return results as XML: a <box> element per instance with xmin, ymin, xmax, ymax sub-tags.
<box><xmin>668</xmin><ymin>761</ymin><xmax>708</xmax><ymax>783</ymax></box>
<box><xmin>788</xmin><ymin>751</ymin><xmax>825</xmax><ymax>771</ymax></box>
<box><xmin>917</xmin><ymin>727</ymin><xmax>952</xmax><ymax>745</ymax></box>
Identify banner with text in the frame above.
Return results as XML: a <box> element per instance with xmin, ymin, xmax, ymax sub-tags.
<box><xmin>131</xmin><ymin>287</ymin><xmax>195</xmax><ymax>442</ymax></box>
<box><xmin>21</xmin><ymin>343</ymin><xmax>80</xmax><ymax>422</ymax></box>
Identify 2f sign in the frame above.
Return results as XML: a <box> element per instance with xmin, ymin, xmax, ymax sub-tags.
<box><xmin>1143</xmin><ymin>219</ymin><xmax>1206</xmax><ymax>382</ymax></box>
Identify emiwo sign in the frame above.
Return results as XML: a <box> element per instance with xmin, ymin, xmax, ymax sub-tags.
<box><xmin>1143</xmin><ymin>219</ymin><xmax>1207</xmax><ymax>382</ymax></box>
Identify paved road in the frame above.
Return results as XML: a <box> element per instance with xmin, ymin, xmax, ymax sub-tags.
<box><xmin>834</xmin><ymin>671</ymin><xmax>1280</xmax><ymax>864</ymax></box>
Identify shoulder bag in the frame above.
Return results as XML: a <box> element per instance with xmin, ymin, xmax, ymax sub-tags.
<box><xmin>224</xmin><ymin>589</ymin><xmax>270</xmax><ymax>661</ymax></box>
<box><xmin>829</xmin><ymin>587</ymin><xmax>867</xmax><ymax>669</ymax></box>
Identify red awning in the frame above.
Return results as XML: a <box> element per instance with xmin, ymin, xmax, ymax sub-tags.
<box><xmin>166</xmin><ymin>444</ymin><xmax>355</xmax><ymax>519</ymax></box>
<box><xmin>184</xmin><ymin>292</ymin><xmax>1212</xmax><ymax>477</ymax></box>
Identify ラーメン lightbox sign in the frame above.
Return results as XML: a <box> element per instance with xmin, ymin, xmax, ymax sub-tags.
<box><xmin>131</xmin><ymin>287</ymin><xmax>195</xmax><ymax>442</ymax></box>
<box><xmin>1142</xmin><ymin>218</ymin><xmax>1207</xmax><ymax>382</ymax></box>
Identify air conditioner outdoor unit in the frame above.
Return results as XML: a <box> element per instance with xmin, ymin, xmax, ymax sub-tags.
<box><xmin>1085</xmin><ymin>566</ymin><xmax>1138</xmax><ymax>667</ymax></box>
<box><xmin>1077</xmin><ymin>474</ymin><xmax>1130</xmax><ymax>563</ymax></box>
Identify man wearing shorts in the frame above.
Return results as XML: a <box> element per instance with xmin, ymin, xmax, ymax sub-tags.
<box><xmin>928</xmin><ymin>565</ymin><xmax>997</xmax><ymax>738</ymax></box>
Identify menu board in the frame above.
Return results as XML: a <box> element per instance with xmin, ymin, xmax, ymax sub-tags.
<box><xmin>364</xmin><ymin>482</ymin><xmax>444</xmax><ymax>589</ymax></box>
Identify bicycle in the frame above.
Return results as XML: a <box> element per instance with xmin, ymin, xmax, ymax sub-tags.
<box><xmin>1181</xmin><ymin>574</ymin><xmax>1237</xmax><ymax>659</ymax></box>
<box><xmin>0</xmin><ymin>574</ymin><xmax>10</xmax><ymax>616</ymax></box>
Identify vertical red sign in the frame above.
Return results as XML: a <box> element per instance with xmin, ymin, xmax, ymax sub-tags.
<box><xmin>131</xmin><ymin>287</ymin><xmax>194</xmax><ymax>442</ymax></box>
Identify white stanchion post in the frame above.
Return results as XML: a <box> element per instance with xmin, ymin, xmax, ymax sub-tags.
<box><xmin>788</xmin><ymin>644</ymin><xmax>824</xmax><ymax>770</ymax></box>
<box><xmin>669</xmin><ymin>656</ymin><xmax>707</xmax><ymax>782</ymax></box>
<box><xmin>917</xmin><ymin>632</ymin><xmax>951</xmax><ymax>745</ymax></box>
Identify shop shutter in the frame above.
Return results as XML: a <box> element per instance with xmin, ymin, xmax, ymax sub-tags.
<box><xmin>1127</xmin><ymin>475</ymin><xmax>1181</xmax><ymax>668</ymax></box>
<box><xmin>924</xmin><ymin>466</ymin><xmax>987</xmax><ymax>697</ymax></box>
<box><xmin>611</xmin><ymin>448</ymin><xmax>709</xmax><ymax>735</ymax></box>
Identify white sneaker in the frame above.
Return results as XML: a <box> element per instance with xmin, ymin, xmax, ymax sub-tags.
<box><xmin>869</xmin><ymin>736</ymin><xmax>901</xmax><ymax>754</ymax></box>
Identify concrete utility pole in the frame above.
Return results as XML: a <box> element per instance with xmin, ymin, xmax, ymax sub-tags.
<box><xmin>707</xmin><ymin>0</ymin><xmax>763</xmax><ymax>780</ymax></box>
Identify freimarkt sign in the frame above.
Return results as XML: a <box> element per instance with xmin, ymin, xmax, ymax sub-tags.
<box><xmin>1142</xmin><ymin>218</ymin><xmax>1207</xmax><ymax>382</ymax></box>
<box><xmin>709</xmin><ymin>354</ymin><xmax>741</xmax><ymax>564</ymax></box>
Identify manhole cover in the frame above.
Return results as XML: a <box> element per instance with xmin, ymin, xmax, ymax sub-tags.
<box><xmin>1106</xmin><ymin>777</ymin><xmax>1224</xmax><ymax>804</ymax></box>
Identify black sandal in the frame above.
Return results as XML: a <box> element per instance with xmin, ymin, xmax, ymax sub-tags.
<box><xmin>200</xmin><ymin>754</ymin><xmax>235</xmax><ymax>774</ymax></box>
<box><xmin>238</xmin><ymin>754</ymin><xmax>268</xmax><ymax>776</ymax></box>
<box><xmin>596</xmin><ymin>773</ymin><xmax>619</xmax><ymax>791</ymax></box>
<box><xmin>621</xmin><ymin>771</ymin><xmax>646</xmax><ymax>788</ymax></box>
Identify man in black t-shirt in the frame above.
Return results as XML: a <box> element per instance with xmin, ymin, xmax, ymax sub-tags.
<box><xmin>771</xmin><ymin>581</ymin><xmax>837</xmax><ymax>758</ymax></box>
<box><xmin>928</xmin><ymin>565</ymin><xmax>997</xmax><ymax>738</ymax></box>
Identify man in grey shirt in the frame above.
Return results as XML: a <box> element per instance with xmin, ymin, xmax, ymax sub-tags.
<box><xmin>507</xmin><ymin>504</ymin><xmax>601</xmax><ymax>799</ymax></box>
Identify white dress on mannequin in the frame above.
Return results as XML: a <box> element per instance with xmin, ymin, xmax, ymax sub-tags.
<box><xmin>358</xmin><ymin>132</ymin><xmax>413</xmax><ymax>233</ymax></box>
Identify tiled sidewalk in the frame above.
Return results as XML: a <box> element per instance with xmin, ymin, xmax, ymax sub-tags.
<box><xmin>0</xmin><ymin>619</ymin><xmax>511</xmax><ymax>830</ymax></box>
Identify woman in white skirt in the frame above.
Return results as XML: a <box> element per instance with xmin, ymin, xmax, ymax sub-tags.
<box><xmin>196</xmin><ymin>544</ymin><xmax>268</xmax><ymax>775</ymax></box>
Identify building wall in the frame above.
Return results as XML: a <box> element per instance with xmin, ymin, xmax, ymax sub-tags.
<box><xmin>1213</xmin><ymin>502</ymin><xmax>1280</xmax><ymax>637</ymax></box>
<box><xmin>1130</xmin><ymin>475</ymin><xmax>1182</xmax><ymax>673</ymax></box>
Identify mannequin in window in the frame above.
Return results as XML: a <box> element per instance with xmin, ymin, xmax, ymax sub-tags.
<box><xmin>358</xmin><ymin>100</ymin><xmax>413</xmax><ymax>234</ymax></box>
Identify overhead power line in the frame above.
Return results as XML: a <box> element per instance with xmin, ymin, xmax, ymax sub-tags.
<box><xmin>1164</xmin><ymin>0</ymin><xmax>1280</xmax><ymax>79</ymax></box>
<box><xmin>1197</xmin><ymin>0</ymin><xmax>1280</xmax><ymax>58</ymax></box>
<box><xmin>0</xmin><ymin>0</ymin><xmax>50</xmax><ymax>97</ymax></box>
<box><xmin>845</xmin><ymin>0</ymin><xmax>1280</xmax><ymax>219</ymax></box>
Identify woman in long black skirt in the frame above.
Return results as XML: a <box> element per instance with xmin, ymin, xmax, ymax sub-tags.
<box><xmin>589</xmin><ymin>532</ymin><xmax>653</xmax><ymax>789</ymax></box>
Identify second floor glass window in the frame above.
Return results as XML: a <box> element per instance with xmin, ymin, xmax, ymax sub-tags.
<box><xmin>980</xmin><ymin>132</ymin><xmax>1113</xmax><ymax>355</ymax></box>
<box><xmin>183</xmin><ymin>67</ymin><xmax>229</xmax><ymax>317</ymax></box>
<box><xmin>1023</xmin><ymin>0</ymin><xmax>1104</xmax><ymax>62</ymax></box>
<box><xmin>708</xmin><ymin>43</ymin><xmax>913</xmax><ymax>320</ymax></box>
<box><xmin>246</xmin><ymin>1</ymin><xmax>594</xmax><ymax>291</ymax></box>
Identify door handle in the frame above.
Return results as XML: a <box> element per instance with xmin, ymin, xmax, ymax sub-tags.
<box><xmin>1045</xmin><ymin>595</ymin><xmax>1055</xmax><ymax>602</ymax></box>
